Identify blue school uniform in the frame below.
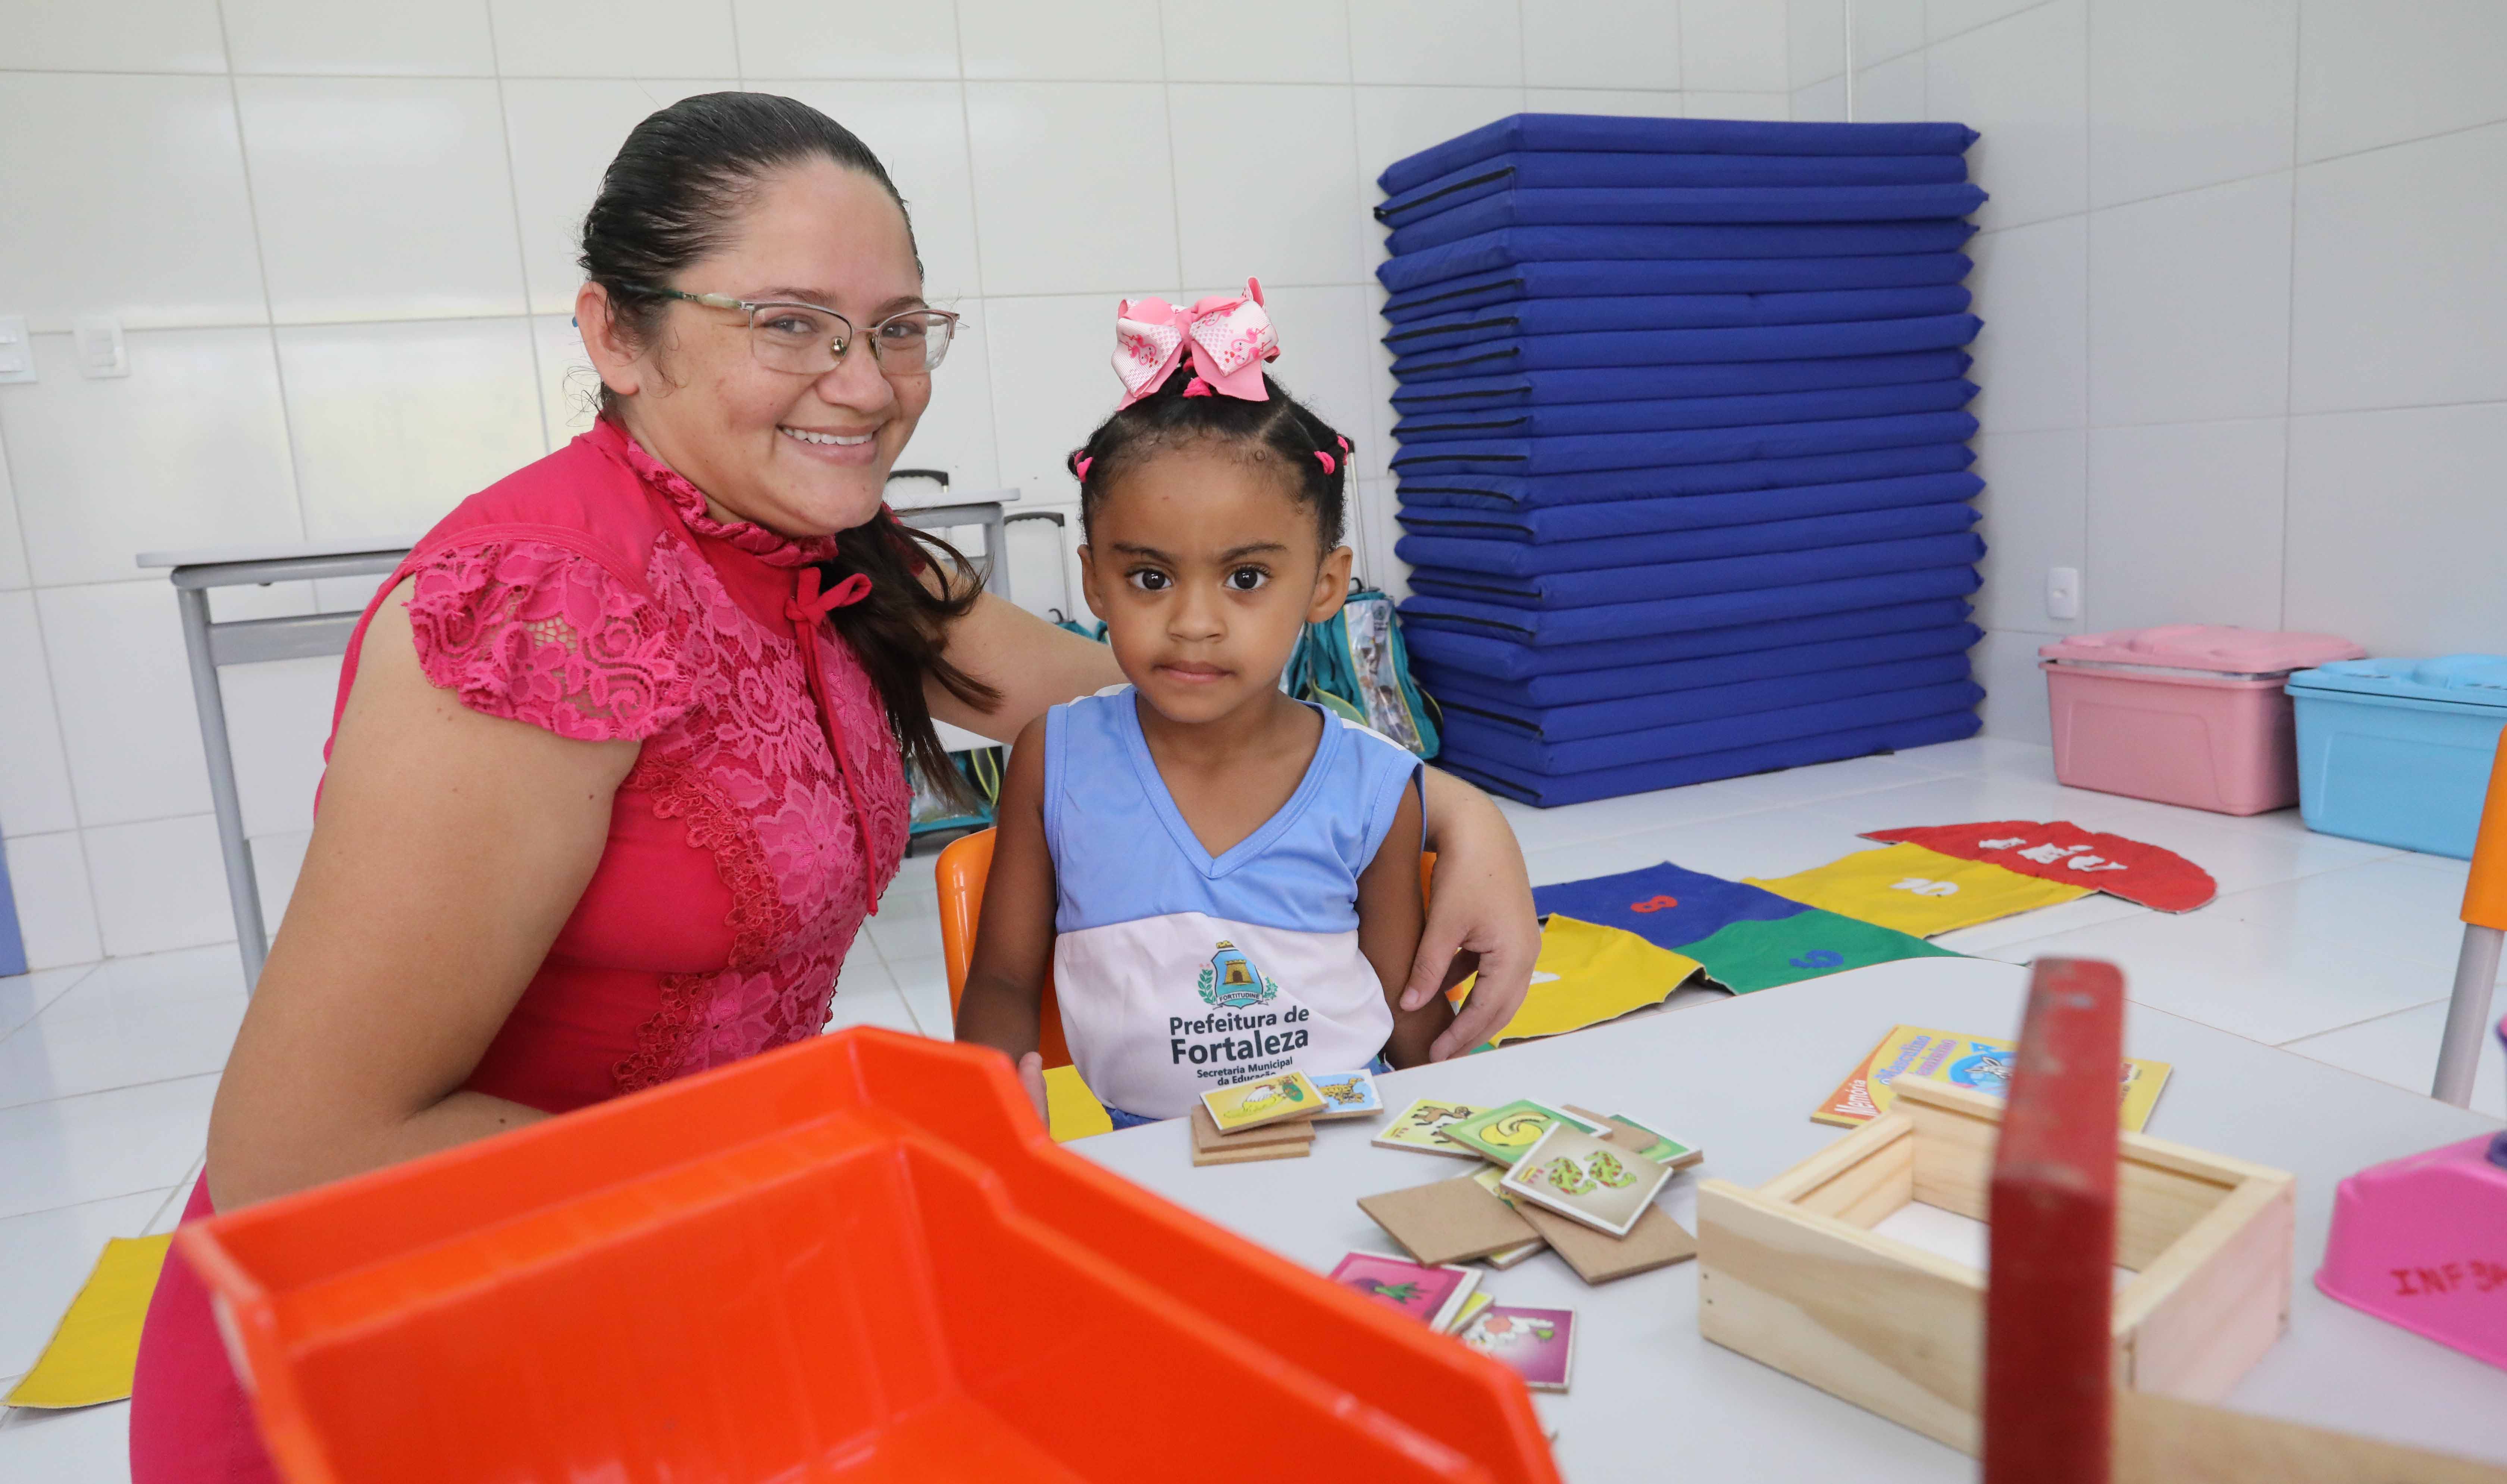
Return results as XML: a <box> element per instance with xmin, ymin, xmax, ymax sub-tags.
<box><xmin>1043</xmin><ymin>687</ymin><xmax>1422</xmax><ymax>1119</ymax></box>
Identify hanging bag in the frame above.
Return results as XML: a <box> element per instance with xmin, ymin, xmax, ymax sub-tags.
<box><xmin>1287</xmin><ymin>586</ymin><xmax>1443</xmax><ymax>759</ymax></box>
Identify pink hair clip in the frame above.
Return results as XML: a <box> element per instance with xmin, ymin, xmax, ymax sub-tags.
<box><xmin>1181</xmin><ymin>376</ymin><xmax>1214</xmax><ymax>398</ymax></box>
<box><xmin>1335</xmin><ymin>435</ymin><xmax>1351</xmax><ymax>453</ymax></box>
<box><xmin>1074</xmin><ymin>454</ymin><xmax>1093</xmax><ymax>482</ymax></box>
<box><xmin>1314</xmin><ymin>450</ymin><xmax>1337</xmax><ymax>475</ymax></box>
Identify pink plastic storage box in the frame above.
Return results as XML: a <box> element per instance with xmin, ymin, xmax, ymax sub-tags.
<box><xmin>2039</xmin><ymin>626</ymin><xmax>2365</xmax><ymax>815</ymax></box>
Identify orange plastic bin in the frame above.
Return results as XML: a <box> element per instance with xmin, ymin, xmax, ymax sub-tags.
<box><xmin>177</xmin><ymin>1029</ymin><xmax>1560</xmax><ymax>1484</ymax></box>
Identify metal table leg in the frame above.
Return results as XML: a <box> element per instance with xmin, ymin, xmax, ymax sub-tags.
<box><xmin>176</xmin><ymin>585</ymin><xmax>270</xmax><ymax>991</ymax></box>
<box><xmin>2433</xmin><ymin>924</ymin><xmax>2500</xmax><ymax>1106</ymax></box>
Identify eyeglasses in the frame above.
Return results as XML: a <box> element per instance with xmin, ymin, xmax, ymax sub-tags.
<box><xmin>639</xmin><ymin>287</ymin><xmax>959</xmax><ymax>375</ymax></box>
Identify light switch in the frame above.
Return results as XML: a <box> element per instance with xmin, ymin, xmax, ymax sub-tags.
<box><xmin>73</xmin><ymin>314</ymin><xmax>128</xmax><ymax>379</ymax></box>
<box><xmin>2046</xmin><ymin>566</ymin><xmax>2082</xmax><ymax>622</ymax></box>
<box><xmin>0</xmin><ymin>314</ymin><xmax>33</xmax><ymax>384</ymax></box>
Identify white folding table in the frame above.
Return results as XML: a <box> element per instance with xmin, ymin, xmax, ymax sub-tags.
<box><xmin>1075</xmin><ymin>957</ymin><xmax>2507</xmax><ymax>1481</ymax></box>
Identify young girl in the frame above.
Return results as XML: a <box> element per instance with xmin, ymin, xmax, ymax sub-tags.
<box><xmin>956</xmin><ymin>281</ymin><xmax>1452</xmax><ymax>1125</ymax></box>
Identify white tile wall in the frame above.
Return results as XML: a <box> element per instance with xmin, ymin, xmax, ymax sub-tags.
<box><xmin>730</xmin><ymin>0</ymin><xmax>962</xmax><ymax>80</ymax></box>
<box><xmin>2085</xmin><ymin>417</ymin><xmax>2288</xmax><ymax>632</ymax></box>
<box><xmin>223</xmin><ymin>0</ymin><xmax>499</xmax><ymax>76</ymax></box>
<box><xmin>1965</xmin><ymin>215</ymin><xmax>2086</xmax><ymax>433</ymax></box>
<box><xmin>1162</xmin><ymin>0</ymin><xmax>1352</xmax><ymax>83</ymax></box>
<box><xmin>0</xmin><ymin>832</ymin><xmax>100</xmax><ymax>971</ymax></box>
<box><xmin>84</xmin><ymin>815</ymin><xmax>234</xmax><ymax>958</ymax></box>
<box><xmin>16</xmin><ymin>5</ymin><xmax>1740</xmax><ymax>966</ymax></box>
<box><xmin>2086</xmin><ymin>171</ymin><xmax>2291</xmax><ymax>428</ymax></box>
<box><xmin>0</xmin><ymin>75</ymin><xmax>267</xmax><ymax>331</ymax></box>
<box><xmin>2289</xmin><ymin>120</ymin><xmax>2507</xmax><ymax>415</ymax></box>
<box><xmin>1522</xmin><ymin>0</ymin><xmax>1682</xmax><ymax>90</ymax></box>
<box><xmin>1351</xmin><ymin>0</ymin><xmax>1524</xmax><ymax>86</ymax></box>
<box><xmin>1790</xmin><ymin>0</ymin><xmax>2507</xmax><ymax>740</ymax></box>
<box><xmin>0</xmin><ymin>0</ymin><xmax>227</xmax><ymax>73</ymax></box>
<box><xmin>276</xmin><ymin>318</ymin><xmax>547</xmax><ymax>540</ymax></box>
<box><xmin>0</xmin><ymin>593</ymin><xmax>76</xmax><ymax>838</ymax></box>
<box><xmin>963</xmin><ymin>82</ymin><xmax>1180</xmax><ymax>296</ymax></box>
<box><xmin>238</xmin><ymin>77</ymin><xmax>531</xmax><ymax>324</ymax></box>
<box><xmin>2086</xmin><ymin>0</ymin><xmax>2294</xmax><ymax>209</ymax></box>
<box><xmin>1925</xmin><ymin>0</ymin><xmax>2087</xmax><ymax>231</ymax></box>
<box><xmin>2295</xmin><ymin>0</ymin><xmax>2507</xmax><ymax>163</ymax></box>
<box><xmin>501</xmin><ymin>78</ymin><xmax>741</xmax><ymax>315</ymax></box>
<box><xmin>0</xmin><ymin>329</ymin><xmax>300</xmax><ymax>589</ymax></box>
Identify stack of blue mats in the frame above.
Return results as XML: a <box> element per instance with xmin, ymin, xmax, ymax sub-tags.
<box><xmin>1375</xmin><ymin>114</ymin><xmax>1990</xmax><ymax>807</ymax></box>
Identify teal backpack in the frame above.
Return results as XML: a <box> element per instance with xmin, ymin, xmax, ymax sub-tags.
<box><xmin>1286</xmin><ymin>586</ymin><xmax>1442</xmax><ymax>759</ymax></box>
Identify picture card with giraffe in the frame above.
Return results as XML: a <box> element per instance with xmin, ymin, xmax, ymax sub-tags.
<box><xmin>1497</xmin><ymin>1121</ymin><xmax>1674</xmax><ymax>1237</ymax></box>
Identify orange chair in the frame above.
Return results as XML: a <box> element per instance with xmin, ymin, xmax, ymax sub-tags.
<box><xmin>938</xmin><ymin>829</ymin><xmax>1436</xmax><ymax>1072</ymax></box>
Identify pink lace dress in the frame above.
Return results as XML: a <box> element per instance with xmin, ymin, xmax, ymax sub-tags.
<box><xmin>130</xmin><ymin>417</ymin><xmax>914</xmax><ymax>1483</ymax></box>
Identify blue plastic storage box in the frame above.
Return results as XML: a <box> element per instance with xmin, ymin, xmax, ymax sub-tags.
<box><xmin>2286</xmin><ymin>655</ymin><xmax>2507</xmax><ymax>858</ymax></box>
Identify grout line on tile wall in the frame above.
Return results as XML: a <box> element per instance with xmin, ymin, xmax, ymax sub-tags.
<box><xmin>479</xmin><ymin>6</ymin><xmax>553</xmax><ymax>455</ymax></box>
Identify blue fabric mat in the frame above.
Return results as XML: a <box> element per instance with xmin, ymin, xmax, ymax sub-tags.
<box><xmin>1417</xmin><ymin>621</ymin><xmax>1982</xmax><ymax>708</ymax></box>
<box><xmin>1440</xmin><ymin>678</ymin><xmax>1984</xmax><ymax>775</ymax></box>
<box><xmin>1399</xmin><ymin>564</ymin><xmax>1982</xmax><ymax>646</ymax></box>
<box><xmin>1393</xmin><ymin>351</ymin><xmax>1973</xmax><ymax>410</ymax></box>
<box><xmin>1534</xmin><ymin>860</ymin><xmax>1808</xmax><ymax>944</ymax></box>
<box><xmin>1397</xmin><ymin>442</ymin><xmax>1976</xmax><ymax>511</ymax></box>
<box><xmin>1445</xmin><ymin>707</ymin><xmax>1982</xmax><ymax>807</ymax></box>
<box><xmin>1398</xmin><ymin>471</ymin><xmax>1984</xmax><ymax>544</ymax></box>
<box><xmin>1394</xmin><ymin>379</ymin><xmax>1977</xmax><ymax>443</ymax></box>
<box><xmin>1389</xmin><ymin>314</ymin><xmax>1983</xmax><ymax>382</ymax></box>
<box><xmin>1403</xmin><ymin>597</ymin><xmax>1974</xmax><ymax>680</ymax></box>
<box><xmin>1389</xmin><ymin>410</ymin><xmax>1979</xmax><ymax>477</ymax></box>
<box><xmin>1384</xmin><ymin>184</ymin><xmax>1990</xmax><ymax>255</ymax></box>
<box><xmin>1382</xmin><ymin>255</ymin><xmax>1972</xmax><ymax>320</ymax></box>
<box><xmin>1398</xmin><ymin>501</ymin><xmax>1978</xmax><ymax>577</ymax></box>
<box><xmin>1380</xmin><ymin>116</ymin><xmax>1981</xmax><ymax>195</ymax></box>
<box><xmin>1406</xmin><ymin>600</ymin><xmax>1975</xmax><ymax>681</ymax></box>
<box><xmin>1383</xmin><ymin>287</ymin><xmax>1971</xmax><ymax>355</ymax></box>
<box><xmin>1433</xmin><ymin>653</ymin><xmax>1973</xmax><ymax>741</ymax></box>
<box><xmin>1378</xmin><ymin>223</ymin><xmax>1979</xmax><ymax>292</ymax></box>
<box><xmin>1376</xmin><ymin>151</ymin><xmax>1970</xmax><ymax>225</ymax></box>
<box><xmin>1406</xmin><ymin>532</ymin><xmax>1985</xmax><ymax>610</ymax></box>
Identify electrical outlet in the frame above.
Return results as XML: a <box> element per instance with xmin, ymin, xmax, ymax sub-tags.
<box><xmin>0</xmin><ymin>315</ymin><xmax>34</xmax><ymax>384</ymax></box>
<box><xmin>2046</xmin><ymin>566</ymin><xmax>2082</xmax><ymax>622</ymax></box>
<box><xmin>73</xmin><ymin>314</ymin><xmax>128</xmax><ymax>379</ymax></box>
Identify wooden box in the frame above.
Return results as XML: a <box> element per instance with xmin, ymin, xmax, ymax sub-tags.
<box><xmin>1696</xmin><ymin>1078</ymin><xmax>2295</xmax><ymax>1454</ymax></box>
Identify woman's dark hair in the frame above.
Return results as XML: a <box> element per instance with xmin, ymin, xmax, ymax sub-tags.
<box><xmin>1066</xmin><ymin>369</ymin><xmax>1352</xmax><ymax>552</ymax></box>
<box><xmin>580</xmin><ymin>91</ymin><xmax>997</xmax><ymax>801</ymax></box>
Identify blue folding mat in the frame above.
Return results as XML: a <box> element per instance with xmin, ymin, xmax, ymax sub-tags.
<box><xmin>1377</xmin><ymin>153</ymin><xmax>1972</xmax><ymax>226</ymax></box>
<box><xmin>1415</xmin><ymin>622</ymin><xmax>1985</xmax><ymax>709</ymax></box>
<box><xmin>1382</xmin><ymin>255</ymin><xmax>1974</xmax><ymax>319</ymax></box>
<box><xmin>1382</xmin><ymin>184</ymin><xmax>1991</xmax><ymax>256</ymax></box>
<box><xmin>1396</xmin><ymin>472</ymin><xmax>1985</xmax><ymax>542</ymax></box>
<box><xmin>1393</xmin><ymin>379</ymin><xmax>1978</xmax><ymax>441</ymax></box>
<box><xmin>1397</xmin><ymin>501</ymin><xmax>1982</xmax><ymax>576</ymax></box>
<box><xmin>1389</xmin><ymin>315</ymin><xmax>1985</xmax><ymax>381</ymax></box>
<box><xmin>1405</xmin><ymin>597</ymin><xmax>1976</xmax><ymax>681</ymax></box>
<box><xmin>1373</xmin><ymin>115</ymin><xmax>1985</xmax><ymax>807</ymax></box>
<box><xmin>1383</xmin><ymin>287</ymin><xmax>1973</xmax><ymax>353</ymax></box>
<box><xmin>1395</xmin><ymin>442</ymin><xmax>1977</xmax><ymax>511</ymax></box>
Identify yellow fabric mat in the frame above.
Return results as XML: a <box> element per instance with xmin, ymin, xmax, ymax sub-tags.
<box><xmin>1746</xmin><ymin>841</ymin><xmax>2091</xmax><ymax>937</ymax></box>
<box><xmin>1453</xmin><ymin>913</ymin><xmax>1706</xmax><ymax>1047</ymax></box>
<box><xmin>6</xmin><ymin>1233</ymin><xmax>173</xmax><ymax>1409</ymax></box>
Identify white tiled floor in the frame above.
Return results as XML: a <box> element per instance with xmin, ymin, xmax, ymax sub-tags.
<box><xmin>1</xmin><ymin>736</ymin><xmax>2498</xmax><ymax>1475</ymax></box>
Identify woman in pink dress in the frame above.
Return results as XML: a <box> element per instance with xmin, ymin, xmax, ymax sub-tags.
<box><xmin>127</xmin><ymin>93</ymin><xmax>1537</xmax><ymax>1482</ymax></box>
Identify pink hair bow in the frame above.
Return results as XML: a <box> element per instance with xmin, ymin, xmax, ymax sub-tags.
<box><xmin>1111</xmin><ymin>278</ymin><xmax>1279</xmax><ymax>409</ymax></box>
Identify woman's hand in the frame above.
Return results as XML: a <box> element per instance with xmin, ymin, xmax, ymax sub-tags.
<box><xmin>1407</xmin><ymin>768</ymin><xmax>1540</xmax><ymax>1061</ymax></box>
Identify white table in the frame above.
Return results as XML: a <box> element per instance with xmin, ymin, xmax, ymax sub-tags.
<box><xmin>1074</xmin><ymin>957</ymin><xmax>2507</xmax><ymax>1481</ymax></box>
